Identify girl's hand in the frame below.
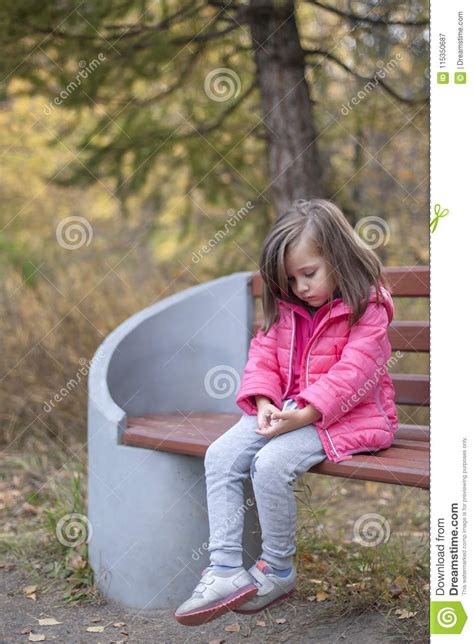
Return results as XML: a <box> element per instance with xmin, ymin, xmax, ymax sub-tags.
<box><xmin>255</xmin><ymin>408</ymin><xmax>305</xmax><ymax>438</ymax></box>
<box><xmin>256</xmin><ymin>402</ymin><xmax>281</xmax><ymax>432</ymax></box>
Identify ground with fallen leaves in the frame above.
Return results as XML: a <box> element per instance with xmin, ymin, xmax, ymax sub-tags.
<box><xmin>1</xmin><ymin>440</ymin><xmax>429</xmax><ymax>642</ymax></box>
<box><xmin>1</xmin><ymin>562</ymin><xmax>419</xmax><ymax>643</ymax></box>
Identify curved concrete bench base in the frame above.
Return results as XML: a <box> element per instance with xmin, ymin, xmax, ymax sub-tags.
<box><xmin>88</xmin><ymin>427</ymin><xmax>261</xmax><ymax>610</ymax></box>
<box><xmin>87</xmin><ymin>272</ymin><xmax>262</xmax><ymax>610</ymax></box>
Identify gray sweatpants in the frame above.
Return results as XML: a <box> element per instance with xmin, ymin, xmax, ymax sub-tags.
<box><xmin>204</xmin><ymin>398</ymin><xmax>327</xmax><ymax>570</ymax></box>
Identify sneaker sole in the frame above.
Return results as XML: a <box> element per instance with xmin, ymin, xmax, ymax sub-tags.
<box><xmin>233</xmin><ymin>588</ymin><xmax>295</xmax><ymax>614</ymax></box>
<box><xmin>174</xmin><ymin>583</ymin><xmax>258</xmax><ymax>626</ymax></box>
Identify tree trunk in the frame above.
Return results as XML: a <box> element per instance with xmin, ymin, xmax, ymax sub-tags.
<box><xmin>247</xmin><ymin>0</ymin><xmax>323</xmax><ymax>216</ymax></box>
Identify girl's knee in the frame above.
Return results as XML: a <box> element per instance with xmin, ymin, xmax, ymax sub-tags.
<box><xmin>250</xmin><ymin>452</ymin><xmax>288</xmax><ymax>484</ymax></box>
<box><xmin>204</xmin><ymin>439</ymin><xmax>225</xmax><ymax>471</ymax></box>
<box><xmin>204</xmin><ymin>428</ymin><xmax>240</xmax><ymax>471</ymax></box>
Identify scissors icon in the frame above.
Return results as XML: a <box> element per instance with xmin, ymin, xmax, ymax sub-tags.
<box><xmin>430</xmin><ymin>203</ymin><xmax>449</xmax><ymax>233</ymax></box>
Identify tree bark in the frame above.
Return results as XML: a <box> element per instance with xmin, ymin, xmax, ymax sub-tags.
<box><xmin>247</xmin><ymin>0</ymin><xmax>323</xmax><ymax>216</ymax></box>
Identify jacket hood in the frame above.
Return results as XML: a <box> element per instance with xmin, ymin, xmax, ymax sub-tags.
<box><xmin>278</xmin><ymin>284</ymin><xmax>394</xmax><ymax>323</ymax></box>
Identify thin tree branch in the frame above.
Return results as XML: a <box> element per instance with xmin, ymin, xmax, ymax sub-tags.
<box><xmin>127</xmin><ymin>7</ymin><xmax>244</xmax><ymax>51</ymax></box>
<box><xmin>18</xmin><ymin>1</ymin><xmax>206</xmax><ymax>43</ymax></box>
<box><xmin>96</xmin><ymin>81</ymin><xmax>258</xmax><ymax>150</ymax></box>
<box><xmin>125</xmin><ymin>47</ymin><xmax>205</xmax><ymax>107</ymax></box>
<box><xmin>101</xmin><ymin>1</ymin><xmax>206</xmax><ymax>33</ymax></box>
<box><xmin>305</xmin><ymin>0</ymin><xmax>429</xmax><ymax>27</ymax></box>
<box><xmin>170</xmin><ymin>22</ymin><xmax>242</xmax><ymax>44</ymax></box>
<box><xmin>304</xmin><ymin>48</ymin><xmax>428</xmax><ymax>105</ymax></box>
<box><xmin>207</xmin><ymin>0</ymin><xmax>243</xmax><ymax>9</ymax></box>
<box><xmin>178</xmin><ymin>79</ymin><xmax>258</xmax><ymax>137</ymax></box>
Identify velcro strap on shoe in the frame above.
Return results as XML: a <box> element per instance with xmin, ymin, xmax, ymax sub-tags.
<box><xmin>249</xmin><ymin>565</ymin><xmax>275</xmax><ymax>594</ymax></box>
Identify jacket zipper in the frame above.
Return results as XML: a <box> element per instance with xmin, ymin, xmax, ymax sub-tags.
<box><xmin>281</xmin><ymin>310</ymin><xmax>296</xmax><ymax>399</ymax></box>
<box><xmin>282</xmin><ymin>301</ymin><xmax>348</xmax><ymax>460</ymax></box>
<box><xmin>283</xmin><ymin>306</ymin><xmax>329</xmax><ymax>400</ymax></box>
<box><xmin>303</xmin><ymin>325</ymin><xmax>342</xmax><ymax>459</ymax></box>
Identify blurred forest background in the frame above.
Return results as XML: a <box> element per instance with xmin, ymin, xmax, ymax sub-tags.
<box><xmin>0</xmin><ymin>0</ymin><xmax>429</xmax><ymax>447</ymax></box>
<box><xmin>0</xmin><ymin>4</ymin><xmax>430</xmax><ymax>633</ymax></box>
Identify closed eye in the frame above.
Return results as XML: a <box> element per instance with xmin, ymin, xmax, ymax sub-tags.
<box><xmin>288</xmin><ymin>270</ymin><xmax>316</xmax><ymax>282</ymax></box>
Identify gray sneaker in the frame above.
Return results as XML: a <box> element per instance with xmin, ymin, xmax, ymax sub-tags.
<box><xmin>233</xmin><ymin>559</ymin><xmax>296</xmax><ymax>614</ymax></box>
<box><xmin>174</xmin><ymin>565</ymin><xmax>258</xmax><ymax>626</ymax></box>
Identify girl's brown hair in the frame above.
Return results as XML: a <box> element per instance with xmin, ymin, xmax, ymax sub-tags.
<box><xmin>259</xmin><ymin>198</ymin><xmax>388</xmax><ymax>333</ymax></box>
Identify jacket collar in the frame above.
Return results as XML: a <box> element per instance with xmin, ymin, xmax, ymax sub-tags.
<box><xmin>278</xmin><ymin>284</ymin><xmax>394</xmax><ymax>323</ymax></box>
<box><xmin>282</xmin><ymin>295</ymin><xmax>340</xmax><ymax>320</ymax></box>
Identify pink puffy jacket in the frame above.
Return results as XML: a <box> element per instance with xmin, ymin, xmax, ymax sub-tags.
<box><xmin>235</xmin><ymin>284</ymin><xmax>399</xmax><ymax>463</ymax></box>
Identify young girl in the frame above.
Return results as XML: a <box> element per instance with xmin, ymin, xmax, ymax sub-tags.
<box><xmin>175</xmin><ymin>198</ymin><xmax>398</xmax><ymax>626</ymax></box>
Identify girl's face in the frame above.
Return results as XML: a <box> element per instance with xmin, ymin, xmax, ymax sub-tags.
<box><xmin>284</xmin><ymin>239</ymin><xmax>337</xmax><ymax>307</ymax></box>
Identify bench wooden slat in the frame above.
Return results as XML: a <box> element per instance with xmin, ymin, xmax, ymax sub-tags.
<box><xmin>251</xmin><ymin>266</ymin><xmax>429</xmax><ymax>298</ymax></box>
<box><xmin>392</xmin><ymin>374</ymin><xmax>429</xmax><ymax>406</ymax></box>
<box><xmin>126</xmin><ymin>415</ymin><xmax>429</xmax><ymax>441</ymax></box>
<box><xmin>383</xmin><ymin>266</ymin><xmax>429</xmax><ymax>297</ymax></box>
<box><xmin>252</xmin><ymin>320</ymin><xmax>429</xmax><ymax>353</ymax></box>
<box><xmin>123</xmin><ymin>413</ymin><xmax>238</xmax><ymax>457</ymax></box>
<box><xmin>311</xmin><ymin>454</ymin><xmax>429</xmax><ymax>489</ymax></box>
<box><xmin>391</xmin><ymin>438</ymin><xmax>428</xmax><ymax>451</ymax></box>
<box><xmin>126</xmin><ymin>416</ymin><xmax>429</xmax><ymax>444</ymax></box>
<box><xmin>124</xmin><ymin>413</ymin><xmax>429</xmax><ymax>488</ymax></box>
<box><xmin>372</xmin><ymin>446</ymin><xmax>427</xmax><ymax>462</ymax></box>
<box><xmin>125</xmin><ymin>413</ymin><xmax>238</xmax><ymax>432</ymax></box>
<box><xmin>395</xmin><ymin>424</ymin><xmax>429</xmax><ymax>441</ymax></box>
<box><xmin>388</xmin><ymin>321</ymin><xmax>429</xmax><ymax>352</ymax></box>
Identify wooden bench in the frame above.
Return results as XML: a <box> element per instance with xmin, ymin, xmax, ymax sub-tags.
<box><xmin>87</xmin><ymin>265</ymin><xmax>428</xmax><ymax>611</ymax></box>
<box><xmin>123</xmin><ymin>266</ymin><xmax>429</xmax><ymax>489</ymax></box>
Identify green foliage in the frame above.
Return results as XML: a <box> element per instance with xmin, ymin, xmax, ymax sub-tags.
<box><xmin>43</xmin><ymin>470</ymin><xmax>96</xmax><ymax>603</ymax></box>
<box><xmin>0</xmin><ymin>234</ymin><xmax>38</xmax><ymax>286</ymax></box>
<box><xmin>0</xmin><ymin>0</ymin><xmax>428</xmax><ymax>225</ymax></box>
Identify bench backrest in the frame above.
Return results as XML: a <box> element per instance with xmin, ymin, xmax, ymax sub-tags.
<box><xmin>250</xmin><ymin>266</ymin><xmax>429</xmax><ymax>410</ymax></box>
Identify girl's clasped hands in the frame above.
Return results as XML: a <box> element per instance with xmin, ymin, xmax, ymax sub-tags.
<box><xmin>256</xmin><ymin>402</ymin><xmax>304</xmax><ymax>438</ymax></box>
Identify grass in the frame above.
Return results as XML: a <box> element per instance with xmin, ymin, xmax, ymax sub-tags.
<box><xmin>294</xmin><ymin>473</ymin><xmax>429</xmax><ymax>641</ymax></box>
<box><xmin>1</xmin><ymin>434</ymin><xmax>429</xmax><ymax>641</ymax></box>
<box><xmin>0</xmin><ymin>437</ymin><xmax>99</xmax><ymax>605</ymax></box>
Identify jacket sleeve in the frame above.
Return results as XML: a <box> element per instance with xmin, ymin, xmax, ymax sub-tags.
<box><xmin>295</xmin><ymin>302</ymin><xmax>392</xmax><ymax>427</ymax></box>
<box><xmin>235</xmin><ymin>323</ymin><xmax>283</xmax><ymax>415</ymax></box>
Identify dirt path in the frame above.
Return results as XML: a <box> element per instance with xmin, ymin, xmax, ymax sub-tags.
<box><xmin>1</xmin><ymin>565</ymin><xmax>414</xmax><ymax>643</ymax></box>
